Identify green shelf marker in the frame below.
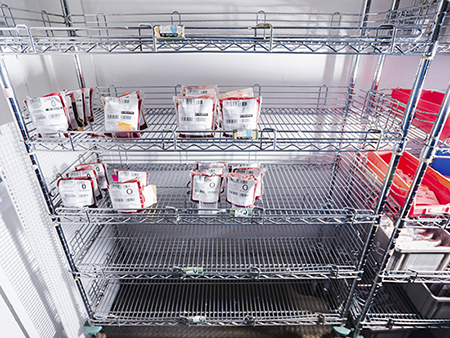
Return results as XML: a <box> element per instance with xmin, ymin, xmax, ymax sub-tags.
<box><xmin>183</xmin><ymin>267</ymin><xmax>204</xmax><ymax>276</ymax></box>
<box><xmin>188</xmin><ymin>316</ymin><xmax>206</xmax><ymax>323</ymax></box>
<box><xmin>233</xmin><ymin>129</ymin><xmax>258</xmax><ymax>140</ymax></box>
<box><xmin>230</xmin><ymin>208</ymin><xmax>253</xmax><ymax>217</ymax></box>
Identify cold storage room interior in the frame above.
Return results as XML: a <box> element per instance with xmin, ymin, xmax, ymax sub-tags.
<box><xmin>1</xmin><ymin>0</ymin><xmax>450</xmax><ymax>338</ymax></box>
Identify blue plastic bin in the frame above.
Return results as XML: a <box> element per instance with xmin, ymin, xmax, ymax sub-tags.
<box><xmin>432</xmin><ymin>151</ymin><xmax>450</xmax><ymax>177</ymax></box>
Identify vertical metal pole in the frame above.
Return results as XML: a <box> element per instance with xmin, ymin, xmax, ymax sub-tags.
<box><xmin>343</xmin><ymin>55</ymin><xmax>433</xmax><ymax>324</ymax></box>
<box><xmin>73</xmin><ymin>55</ymin><xmax>85</xmax><ymax>88</ymax></box>
<box><xmin>370</xmin><ymin>55</ymin><xmax>386</xmax><ymax>94</ymax></box>
<box><xmin>350</xmin><ymin>1</ymin><xmax>450</xmax><ymax>335</ymax></box>
<box><xmin>353</xmin><ymin>80</ymin><xmax>450</xmax><ymax>338</ymax></box>
<box><xmin>60</xmin><ymin>0</ymin><xmax>85</xmax><ymax>88</ymax></box>
<box><xmin>344</xmin><ymin>0</ymin><xmax>372</xmax><ymax>113</ymax></box>
<box><xmin>0</xmin><ymin>58</ymin><xmax>93</xmax><ymax>318</ymax></box>
<box><xmin>390</xmin><ymin>0</ymin><xmax>400</xmax><ymax>11</ymax></box>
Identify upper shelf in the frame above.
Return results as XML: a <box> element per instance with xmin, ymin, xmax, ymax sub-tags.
<box><xmin>0</xmin><ymin>3</ymin><xmax>446</xmax><ymax>55</ymax></box>
<box><xmin>24</xmin><ymin>85</ymin><xmax>403</xmax><ymax>153</ymax></box>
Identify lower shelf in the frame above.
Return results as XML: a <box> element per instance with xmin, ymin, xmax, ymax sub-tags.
<box><xmin>89</xmin><ymin>280</ymin><xmax>347</xmax><ymax>326</ymax></box>
<box><xmin>75</xmin><ymin>230</ymin><xmax>366</xmax><ymax>279</ymax></box>
<box><xmin>352</xmin><ymin>284</ymin><xmax>450</xmax><ymax>330</ymax></box>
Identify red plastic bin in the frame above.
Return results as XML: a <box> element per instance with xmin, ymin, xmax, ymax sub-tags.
<box><xmin>366</xmin><ymin>151</ymin><xmax>450</xmax><ymax>217</ymax></box>
<box><xmin>391</xmin><ymin>88</ymin><xmax>449</xmax><ymax>141</ymax></box>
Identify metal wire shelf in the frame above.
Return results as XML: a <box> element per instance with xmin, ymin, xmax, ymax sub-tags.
<box><xmin>53</xmin><ymin>154</ymin><xmax>380</xmax><ymax>223</ymax></box>
<box><xmin>25</xmin><ymin>85</ymin><xmax>402</xmax><ymax>152</ymax></box>
<box><xmin>88</xmin><ymin>279</ymin><xmax>348</xmax><ymax>326</ymax></box>
<box><xmin>71</xmin><ymin>223</ymin><xmax>368</xmax><ymax>280</ymax></box>
<box><xmin>352</xmin><ymin>284</ymin><xmax>450</xmax><ymax>330</ymax></box>
<box><xmin>0</xmin><ymin>3</ymin><xmax>442</xmax><ymax>55</ymax></box>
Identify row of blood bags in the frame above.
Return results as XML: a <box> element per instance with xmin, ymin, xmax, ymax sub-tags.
<box><xmin>58</xmin><ymin>163</ymin><xmax>156</xmax><ymax>210</ymax></box>
<box><xmin>58</xmin><ymin>161</ymin><xmax>263</xmax><ymax>210</ymax></box>
<box><xmin>174</xmin><ymin>85</ymin><xmax>262</xmax><ymax>137</ymax></box>
<box><xmin>26</xmin><ymin>89</ymin><xmax>148</xmax><ymax>138</ymax></box>
<box><xmin>25</xmin><ymin>88</ymin><xmax>94</xmax><ymax>136</ymax></box>
<box><xmin>190</xmin><ymin>162</ymin><xmax>265</xmax><ymax>208</ymax></box>
<box><xmin>26</xmin><ymin>86</ymin><xmax>261</xmax><ymax>138</ymax></box>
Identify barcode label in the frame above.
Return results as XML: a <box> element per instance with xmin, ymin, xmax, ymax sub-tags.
<box><xmin>185</xmin><ymin>99</ymin><xmax>203</xmax><ymax>105</ymax></box>
<box><xmin>226</xmin><ymin>119</ymin><xmax>239</xmax><ymax>124</ymax></box>
<box><xmin>126</xmin><ymin>198</ymin><xmax>136</xmax><ymax>202</ymax></box>
<box><xmin>122</xmin><ymin>116</ymin><xmax>133</xmax><ymax>120</ymax></box>
<box><xmin>181</xmin><ymin>117</ymin><xmax>194</xmax><ymax>121</ymax></box>
<box><xmin>114</xmin><ymin>198</ymin><xmax>124</xmax><ymax>202</ymax></box>
<box><xmin>35</xmin><ymin>115</ymin><xmax>46</xmax><ymax>120</ymax></box>
<box><xmin>64</xmin><ymin>194</ymin><xmax>77</xmax><ymax>198</ymax></box>
<box><xmin>224</xmin><ymin>101</ymin><xmax>248</xmax><ymax>107</ymax></box>
<box><xmin>107</xmin><ymin>115</ymin><xmax>119</xmax><ymax>119</ymax></box>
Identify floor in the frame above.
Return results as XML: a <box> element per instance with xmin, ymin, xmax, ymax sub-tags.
<box><xmin>102</xmin><ymin>326</ymin><xmax>334</xmax><ymax>338</ymax></box>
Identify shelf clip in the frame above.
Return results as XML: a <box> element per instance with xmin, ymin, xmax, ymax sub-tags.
<box><xmin>245</xmin><ymin>315</ymin><xmax>256</xmax><ymax>326</ymax></box>
<box><xmin>250</xmin><ymin>266</ymin><xmax>261</xmax><ymax>279</ymax></box>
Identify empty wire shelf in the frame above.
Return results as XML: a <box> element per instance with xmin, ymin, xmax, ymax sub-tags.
<box><xmin>25</xmin><ymin>85</ymin><xmax>402</xmax><ymax>152</ymax></box>
<box><xmin>0</xmin><ymin>4</ymin><xmax>442</xmax><ymax>55</ymax></box>
<box><xmin>72</xmin><ymin>224</ymin><xmax>368</xmax><ymax>279</ymax></box>
<box><xmin>352</xmin><ymin>284</ymin><xmax>450</xmax><ymax>330</ymax></box>
<box><xmin>88</xmin><ymin>279</ymin><xmax>348</xmax><ymax>326</ymax></box>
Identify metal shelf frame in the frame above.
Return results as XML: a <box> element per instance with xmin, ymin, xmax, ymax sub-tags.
<box><xmin>69</xmin><ymin>224</ymin><xmax>370</xmax><ymax>280</ymax></box>
<box><xmin>352</xmin><ymin>284</ymin><xmax>450</xmax><ymax>330</ymax></box>
<box><xmin>0</xmin><ymin>2</ymin><xmax>445</xmax><ymax>55</ymax></box>
<box><xmin>1</xmin><ymin>0</ymin><xmax>450</xmax><ymax>332</ymax></box>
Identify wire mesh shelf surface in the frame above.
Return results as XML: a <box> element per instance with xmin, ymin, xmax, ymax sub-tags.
<box><xmin>52</xmin><ymin>153</ymin><xmax>380</xmax><ymax>279</ymax></box>
<box><xmin>352</xmin><ymin>284</ymin><xmax>450</xmax><ymax>330</ymax></box>
<box><xmin>26</xmin><ymin>85</ymin><xmax>402</xmax><ymax>152</ymax></box>
<box><xmin>0</xmin><ymin>3</ymin><xmax>442</xmax><ymax>55</ymax></box>
<box><xmin>53</xmin><ymin>154</ymin><xmax>381</xmax><ymax>223</ymax></box>
<box><xmin>88</xmin><ymin>279</ymin><xmax>348</xmax><ymax>326</ymax></box>
<box><xmin>71</xmin><ymin>222</ymin><xmax>368</xmax><ymax>279</ymax></box>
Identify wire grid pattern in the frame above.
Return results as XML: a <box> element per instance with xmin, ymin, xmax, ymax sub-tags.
<box><xmin>73</xmin><ymin>223</ymin><xmax>368</xmax><ymax>279</ymax></box>
<box><xmin>0</xmin><ymin>123</ymin><xmax>86</xmax><ymax>337</ymax></box>
<box><xmin>25</xmin><ymin>85</ymin><xmax>402</xmax><ymax>153</ymax></box>
<box><xmin>89</xmin><ymin>279</ymin><xmax>348</xmax><ymax>326</ymax></box>
<box><xmin>52</xmin><ymin>155</ymin><xmax>375</xmax><ymax>279</ymax></box>
<box><xmin>54</xmin><ymin>155</ymin><xmax>379</xmax><ymax>225</ymax></box>
<box><xmin>0</xmin><ymin>3</ymin><xmax>442</xmax><ymax>55</ymax></box>
<box><xmin>352</xmin><ymin>284</ymin><xmax>450</xmax><ymax>330</ymax></box>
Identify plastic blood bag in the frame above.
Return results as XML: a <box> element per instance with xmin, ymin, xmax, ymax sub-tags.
<box><xmin>174</xmin><ymin>92</ymin><xmax>217</xmax><ymax>137</ymax></box>
<box><xmin>25</xmin><ymin>93</ymin><xmax>70</xmax><ymax>134</ymax></box>
<box><xmin>220</xmin><ymin>97</ymin><xmax>261</xmax><ymax>137</ymax></box>
<box><xmin>225</xmin><ymin>172</ymin><xmax>258</xmax><ymax>208</ymax></box>
<box><xmin>58</xmin><ymin>176</ymin><xmax>96</xmax><ymax>208</ymax></box>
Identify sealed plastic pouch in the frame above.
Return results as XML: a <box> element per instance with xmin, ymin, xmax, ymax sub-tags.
<box><xmin>25</xmin><ymin>93</ymin><xmax>69</xmax><ymax>134</ymax></box>
<box><xmin>58</xmin><ymin>176</ymin><xmax>96</xmax><ymax>208</ymax></box>
<box><xmin>233</xmin><ymin>167</ymin><xmax>265</xmax><ymax>199</ymax></box>
<box><xmin>103</xmin><ymin>92</ymin><xmax>140</xmax><ymax>132</ymax></box>
<box><xmin>220</xmin><ymin>97</ymin><xmax>261</xmax><ymax>137</ymax></box>
<box><xmin>182</xmin><ymin>85</ymin><xmax>218</xmax><ymax>97</ymax></box>
<box><xmin>109</xmin><ymin>179</ymin><xmax>145</xmax><ymax>210</ymax></box>
<box><xmin>75</xmin><ymin>162</ymin><xmax>108</xmax><ymax>190</ymax></box>
<box><xmin>67</xmin><ymin>167</ymin><xmax>102</xmax><ymax>200</ymax></box>
<box><xmin>190</xmin><ymin>171</ymin><xmax>223</xmax><ymax>203</ymax></box>
<box><xmin>115</xmin><ymin>169</ymin><xmax>148</xmax><ymax>188</ymax></box>
<box><xmin>174</xmin><ymin>92</ymin><xmax>216</xmax><ymax>137</ymax></box>
<box><xmin>225</xmin><ymin>173</ymin><xmax>258</xmax><ymax>208</ymax></box>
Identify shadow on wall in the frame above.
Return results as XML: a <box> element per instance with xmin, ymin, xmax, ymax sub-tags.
<box><xmin>0</xmin><ymin>181</ymin><xmax>67</xmax><ymax>338</ymax></box>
